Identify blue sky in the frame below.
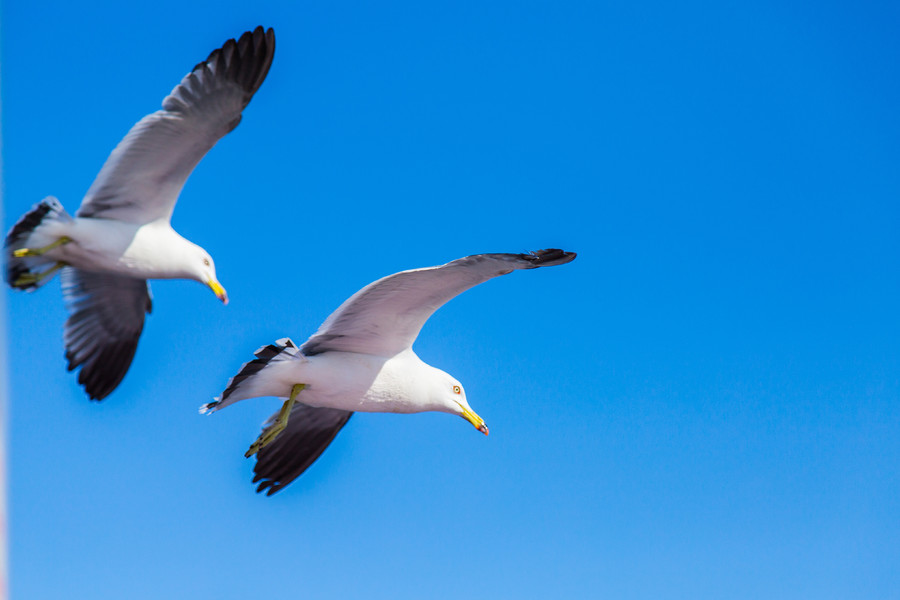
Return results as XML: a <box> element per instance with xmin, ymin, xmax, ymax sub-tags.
<box><xmin>3</xmin><ymin>0</ymin><xmax>900</xmax><ymax>598</ymax></box>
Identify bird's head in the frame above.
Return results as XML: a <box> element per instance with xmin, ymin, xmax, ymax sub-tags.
<box><xmin>190</xmin><ymin>247</ymin><xmax>228</xmax><ymax>305</ymax></box>
<box><xmin>433</xmin><ymin>373</ymin><xmax>488</xmax><ymax>435</ymax></box>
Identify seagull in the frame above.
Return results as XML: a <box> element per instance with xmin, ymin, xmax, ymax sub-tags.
<box><xmin>202</xmin><ymin>249</ymin><xmax>577</xmax><ymax>495</ymax></box>
<box><xmin>4</xmin><ymin>27</ymin><xmax>276</xmax><ymax>400</ymax></box>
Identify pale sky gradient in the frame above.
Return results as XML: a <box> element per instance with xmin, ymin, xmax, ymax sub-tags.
<box><xmin>3</xmin><ymin>1</ymin><xmax>900</xmax><ymax>598</ymax></box>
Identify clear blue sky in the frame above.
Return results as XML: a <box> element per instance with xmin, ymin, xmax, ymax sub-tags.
<box><xmin>3</xmin><ymin>1</ymin><xmax>900</xmax><ymax>598</ymax></box>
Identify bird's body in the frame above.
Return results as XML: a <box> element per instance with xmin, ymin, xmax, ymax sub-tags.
<box><xmin>217</xmin><ymin>347</ymin><xmax>459</xmax><ymax>415</ymax></box>
<box><xmin>22</xmin><ymin>217</ymin><xmax>205</xmax><ymax>280</ymax></box>
<box><xmin>4</xmin><ymin>26</ymin><xmax>276</xmax><ymax>399</ymax></box>
<box><xmin>206</xmin><ymin>249</ymin><xmax>577</xmax><ymax>495</ymax></box>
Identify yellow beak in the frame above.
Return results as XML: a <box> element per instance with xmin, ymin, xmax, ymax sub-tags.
<box><xmin>208</xmin><ymin>279</ymin><xmax>229</xmax><ymax>305</ymax></box>
<box><xmin>460</xmin><ymin>405</ymin><xmax>489</xmax><ymax>436</ymax></box>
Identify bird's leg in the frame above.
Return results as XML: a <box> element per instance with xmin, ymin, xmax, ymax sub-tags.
<box><xmin>13</xmin><ymin>261</ymin><xmax>66</xmax><ymax>288</ymax></box>
<box><xmin>245</xmin><ymin>383</ymin><xmax>306</xmax><ymax>458</ymax></box>
<box><xmin>13</xmin><ymin>236</ymin><xmax>72</xmax><ymax>257</ymax></box>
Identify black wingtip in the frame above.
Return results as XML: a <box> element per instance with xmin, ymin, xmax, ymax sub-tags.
<box><xmin>522</xmin><ymin>248</ymin><xmax>577</xmax><ymax>267</ymax></box>
<box><xmin>234</xmin><ymin>26</ymin><xmax>276</xmax><ymax>97</ymax></box>
<box><xmin>250</xmin><ymin>408</ymin><xmax>354</xmax><ymax>495</ymax></box>
<box><xmin>210</xmin><ymin>26</ymin><xmax>276</xmax><ymax>97</ymax></box>
<box><xmin>61</xmin><ymin>270</ymin><xmax>151</xmax><ymax>402</ymax></box>
<box><xmin>184</xmin><ymin>26</ymin><xmax>276</xmax><ymax>106</ymax></box>
<box><xmin>70</xmin><ymin>339</ymin><xmax>138</xmax><ymax>401</ymax></box>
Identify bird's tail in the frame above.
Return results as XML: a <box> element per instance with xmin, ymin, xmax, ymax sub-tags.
<box><xmin>201</xmin><ymin>338</ymin><xmax>306</xmax><ymax>413</ymax></box>
<box><xmin>5</xmin><ymin>196</ymin><xmax>72</xmax><ymax>290</ymax></box>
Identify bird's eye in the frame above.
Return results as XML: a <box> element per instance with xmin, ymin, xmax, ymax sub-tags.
<box><xmin>452</xmin><ymin>385</ymin><xmax>461</xmax><ymax>394</ymax></box>
<box><xmin>202</xmin><ymin>258</ymin><xmax>210</xmax><ymax>267</ymax></box>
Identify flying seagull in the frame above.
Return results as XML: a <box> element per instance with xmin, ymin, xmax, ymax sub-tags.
<box><xmin>202</xmin><ymin>249</ymin><xmax>577</xmax><ymax>495</ymax></box>
<box><xmin>4</xmin><ymin>26</ymin><xmax>276</xmax><ymax>400</ymax></box>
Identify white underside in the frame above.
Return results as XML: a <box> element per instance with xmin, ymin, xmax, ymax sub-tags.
<box><xmin>222</xmin><ymin>348</ymin><xmax>460</xmax><ymax>416</ymax></box>
<box><xmin>31</xmin><ymin>217</ymin><xmax>198</xmax><ymax>280</ymax></box>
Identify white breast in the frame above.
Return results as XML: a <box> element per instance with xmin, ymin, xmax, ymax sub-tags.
<box><xmin>52</xmin><ymin>218</ymin><xmax>197</xmax><ymax>279</ymax></box>
<box><xmin>299</xmin><ymin>349</ymin><xmax>437</xmax><ymax>414</ymax></box>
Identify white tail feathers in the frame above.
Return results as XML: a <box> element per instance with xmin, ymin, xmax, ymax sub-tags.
<box><xmin>204</xmin><ymin>338</ymin><xmax>305</xmax><ymax>413</ymax></box>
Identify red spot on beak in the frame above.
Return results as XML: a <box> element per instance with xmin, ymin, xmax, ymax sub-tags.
<box><xmin>478</xmin><ymin>424</ymin><xmax>489</xmax><ymax>436</ymax></box>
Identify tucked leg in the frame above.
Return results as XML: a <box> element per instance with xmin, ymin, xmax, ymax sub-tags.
<box><xmin>12</xmin><ymin>261</ymin><xmax>66</xmax><ymax>288</ymax></box>
<box><xmin>245</xmin><ymin>383</ymin><xmax>306</xmax><ymax>458</ymax></box>
<box><xmin>13</xmin><ymin>236</ymin><xmax>72</xmax><ymax>258</ymax></box>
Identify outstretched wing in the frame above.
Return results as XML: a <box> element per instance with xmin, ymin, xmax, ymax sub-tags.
<box><xmin>252</xmin><ymin>404</ymin><xmax>354</xmax><ymax>495</ymax></box>
<box><xmin>77</xmin><ymin>26</ymin><xmax>276</xmax><ymax>223</ymax></box>
<box><xmin>301</xmin><ymin>248</ymin><xmax>577</xmax><ymax>357</ymax></box>
<box><xmin>61</xmin><ymin>268</ymin><xmax>153</xmax><ymax>400</ymax></box>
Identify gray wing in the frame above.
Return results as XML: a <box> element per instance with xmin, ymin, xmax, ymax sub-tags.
<box><xmin>61</xmin><ymin>268</ymin><xmax>153</xmax><ymax>400</ymax></box>
<box><xmin>252</xmin><ymin>404</ymin><xmax>354</xmax><ymax>495</ymax></box>
<box><xmin>301</xmin><ymin>248</ymin><xmax>577</xmax><ymax>357</ymax></box>
<box><xmin>77</xmin><ymin>26</ymin><xmax>276</xmax><ymax>223</ymax></box>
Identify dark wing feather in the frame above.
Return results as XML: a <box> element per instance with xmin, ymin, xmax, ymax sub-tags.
<box><xmin>78</xmin><ymin>26</ymin><xmax>276</xmax><ymax>223</ymax></box>
<box><xmin>61</xmin><ymin>268</ymin><xmax>152</xmax><ymax>400</ymax></box>
<box><xmin>221</xmin><ymin>338</ymin><xmax>298</xmax><ymax>404</ymax></box>
<box><xmin>252</xmin><ymin>404</ymin><xmax>354</xmax><ymax>495</ymax></box>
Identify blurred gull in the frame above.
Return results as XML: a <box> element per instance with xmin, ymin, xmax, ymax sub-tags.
<box><xmin>4</xmin><ymin>27</ymin><xmax>276</xmax><ymax>400</ymax></box>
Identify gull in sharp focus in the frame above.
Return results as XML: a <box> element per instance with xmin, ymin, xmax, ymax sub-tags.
<box><xmin>4</xmin><ymin>27</ymin><xmax>276</xmax><ymax>400</ymax></box>
<box><xmin>202</xmin><ymin>249</ymin><xmax>577</xmax><ymax>495</ymax></box>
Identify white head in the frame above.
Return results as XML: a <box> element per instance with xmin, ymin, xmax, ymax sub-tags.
<box><xmin>187</xmin><ymin>246</ymin><xmax>228</xmax><ymax>305</ymax></box>
<box><xmin>429</xmin><ymin>370</ymin><xmax>489</xmax><ymax>435</ymax></box>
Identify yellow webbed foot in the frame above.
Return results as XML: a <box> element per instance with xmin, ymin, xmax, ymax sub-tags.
<box><xmin>12</xmin><ymin>262</ymin><xmax>65</xmax><ymax>288</ymax></box>
<box><xmin>12</xmin><ymin>236</ymin><xmax>72</xmax><ymax>257</ymax></box>
<box><xmin>245</xmin><ymin>383</ymin><xmax>306</xmax><ymax>458</ymax></box>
